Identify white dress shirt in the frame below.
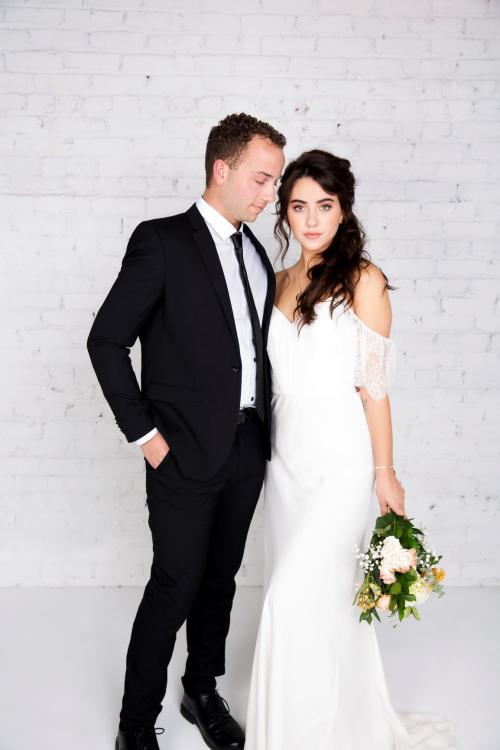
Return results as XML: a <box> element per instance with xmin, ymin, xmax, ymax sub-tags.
<box><xmin>134</xmin><ymin>196</ymin><xmax>268</xmax><ymax>446</ymax></box>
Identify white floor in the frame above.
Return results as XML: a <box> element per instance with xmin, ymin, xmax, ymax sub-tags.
<box><xmin>0</xmin><ymin>586</ymin><xmax>498</xmax><ymax>750</ymax></box>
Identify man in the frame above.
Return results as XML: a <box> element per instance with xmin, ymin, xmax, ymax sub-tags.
<box><xmin>87</xmin><ymin>112</ymin><xmax>286</xmax><ymax>750</ymax></box>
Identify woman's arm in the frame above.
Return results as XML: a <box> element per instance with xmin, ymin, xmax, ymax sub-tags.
<box><xmin>353</xmin><ymin>264</ymin><xmax>406</xmax><ymax>517</ymax></box>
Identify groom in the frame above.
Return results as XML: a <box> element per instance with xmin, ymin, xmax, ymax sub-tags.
<box><xmin>87</xmin><ymin>113</ymin><xmax>286</xmax><ymax>750</ymax></box>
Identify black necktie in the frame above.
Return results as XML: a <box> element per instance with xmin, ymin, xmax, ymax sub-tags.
<box><xmin>230</xmin><ymin>231</ymin><xmax>265</xmax><ymax>422</ymax></box>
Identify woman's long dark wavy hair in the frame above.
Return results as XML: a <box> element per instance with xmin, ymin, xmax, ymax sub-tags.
<box><xmin>274</xmin><ymin>149</ymin><xmax>393</xmax><ymax>332</ymax></box>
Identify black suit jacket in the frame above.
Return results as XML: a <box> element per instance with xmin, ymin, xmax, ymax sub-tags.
<box><xmin>87</xmin><ymin>203</ymin><xmax>276</xmax><ymax>481</ymax></box>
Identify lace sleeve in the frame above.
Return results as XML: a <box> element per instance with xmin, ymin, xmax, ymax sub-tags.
<box><xmin>349</xmin><ymin>310</ymin><xmax>396</xmax><ymax>401</ymax></box>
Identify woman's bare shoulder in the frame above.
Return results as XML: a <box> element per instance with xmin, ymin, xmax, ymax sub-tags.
<box><xmin>353</xmin><ymin>262</ymin><xmax>392</xmax><ymax>336</ymax></box>
<box><xmin>355</xmin><ymin>262</ymin><xmax>387</xmax><ymax>293</ymax></box>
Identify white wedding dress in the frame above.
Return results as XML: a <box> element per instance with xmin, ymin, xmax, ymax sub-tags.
<box><xmin>244</xmin><ymin>298</ymin><xmax>457</xmax><ymax>750</ymax></box>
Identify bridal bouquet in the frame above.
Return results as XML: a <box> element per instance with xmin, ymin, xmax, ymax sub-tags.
<box><xmin>353</xmin><ymin>511</ymin><xmax>445</xmax><ymax>626</ymax></box>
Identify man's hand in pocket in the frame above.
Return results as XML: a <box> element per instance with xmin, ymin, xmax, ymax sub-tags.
<box><xmin>141</xmin><ymin>431</ymin><xmax>171</xmax><ymax>469</ymax></box>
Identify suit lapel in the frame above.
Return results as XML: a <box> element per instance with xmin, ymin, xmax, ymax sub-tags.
<box><xmin>187</xmin><ymin>203</ymin><xmax>240</xmax><ymax>351</ymax></box>
<box><xmin>186</xmin><ymin>203</ymin><xmax>276</xmax><ymax>349</ymax></box>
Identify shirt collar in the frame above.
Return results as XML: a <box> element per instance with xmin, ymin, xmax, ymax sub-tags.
<box><xmin>196</xmin><ymin>196</ymin><xmax>243</xmax><ymax>241</ymax></box>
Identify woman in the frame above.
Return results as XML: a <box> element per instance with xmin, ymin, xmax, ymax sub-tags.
<box><xmin>244</xmin><ymin>150</ymin><xmax>456</xmax><ymax>749</ymax></box>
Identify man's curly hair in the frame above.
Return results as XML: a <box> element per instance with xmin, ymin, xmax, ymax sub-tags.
<box><xmin>205</xmin><ymin>113</ymin><xmax>286</xmax><ymax>187</ymax></box>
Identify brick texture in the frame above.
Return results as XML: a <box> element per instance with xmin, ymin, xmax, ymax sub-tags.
<box><xmin>0</xmin><ymin>0</ymin><xmax>498</xmax><ymax>587</ymax></box>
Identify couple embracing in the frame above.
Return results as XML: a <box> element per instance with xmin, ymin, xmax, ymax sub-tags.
<box><xmin>88</xmin><ymin>113</ymin><xmax>439</xmax><ymax>750</ymax></box>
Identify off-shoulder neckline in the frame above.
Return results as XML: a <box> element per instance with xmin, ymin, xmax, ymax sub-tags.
<box><xmin>343</xmin><ymin>305</ymin><xmax>393</xmax><ymax>342</ymax></box>
<box><xmin>272</xmin><ymin>297</ymin><xmax>392</xmax><ymax>342</ymax></box>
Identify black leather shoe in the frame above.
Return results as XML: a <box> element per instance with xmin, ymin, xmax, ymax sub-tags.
<box><xmin>115</xmin><ymin>725</ymin><xmax>165</xmax><ymax>750</ymax></box>
<box><xmin>180</xmin><ymin>690</ymin><xmax>245</xmax><ymax>749</ymax></box>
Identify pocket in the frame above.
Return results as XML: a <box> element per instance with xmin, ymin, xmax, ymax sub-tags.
<box><xmin>144</xmin><ymin>448</ymin><xmax>173</xmax><ymax>472</ymax></box>
<box><xmin>154</xmin><ymin>448</ymin><xmax>173</xmax><ymax>470</ymax></box>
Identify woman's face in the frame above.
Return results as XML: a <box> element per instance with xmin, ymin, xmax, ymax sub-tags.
<box><xmin>286</xmin><ymin>176</ymin><xmax>343</xmax><ymax>255</ymax></box>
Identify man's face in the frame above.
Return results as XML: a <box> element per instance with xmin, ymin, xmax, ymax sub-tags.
<box><xmin>217</xmin><ymin>136</ymin><xmax>285</xmax><ymax>224</ymax></box>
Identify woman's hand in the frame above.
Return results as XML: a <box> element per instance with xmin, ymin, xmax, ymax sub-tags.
<box><xmin>375</xmin><ymin>468</ymin><xmax>406</xmax><ymax>517</ymax></box>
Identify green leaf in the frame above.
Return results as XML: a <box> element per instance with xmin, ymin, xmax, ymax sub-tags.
<box><xmin>411</xmin><ymin>606</ymin><xmax>420</xmax><ymax>621</ymax></box>
<box><xmin>399</xmin><ymin>575</ymin><xmax>410</xmax><ymax>593</ymax></box>
<box><xmin>390</xmin><ymin>581</ymin><xmax>401</xmax><ymax>595</ymax></box>
<box><xmin>374</xmin><ymin>526</ymin><xmax>391</xmax><ymax>536</ymax></box>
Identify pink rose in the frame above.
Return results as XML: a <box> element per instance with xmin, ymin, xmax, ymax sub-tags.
<box><xmin>379</xmin><ymin>565</ymin><xmax>396</xmax><ymax>584</ymax></box>
<box><xmin>376</xmin><ymin>594</ymin><xmax>391</xmax><ymax>611</ymax></box>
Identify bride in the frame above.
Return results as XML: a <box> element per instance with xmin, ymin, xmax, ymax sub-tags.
<box><xmin>244</xmin><ymin>150</ymin><xmax>456</xmax><ymax>749</ymax></box>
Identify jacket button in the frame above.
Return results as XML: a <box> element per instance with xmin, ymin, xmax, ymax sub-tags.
<box><xmin>232</xmin><ymin>365</ymin><xmax>240</xmax><ymax>373</ymax></box>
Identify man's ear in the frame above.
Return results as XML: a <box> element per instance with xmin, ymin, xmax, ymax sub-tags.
<box><xmin>212</xmin><ymin>158</ymin><xmax>229</xmax><ymax>186</ymax></box>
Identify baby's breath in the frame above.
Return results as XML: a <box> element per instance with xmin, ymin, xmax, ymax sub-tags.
<box><xmin>353</xmin><ymin>511</ymin><xmax>445</xmax><ymax>626</ymax></box>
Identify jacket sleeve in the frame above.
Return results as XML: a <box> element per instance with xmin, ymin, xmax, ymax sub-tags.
<box><xmin>87</xmin><ymin>220</ymin><xmax>165</xmax><ymax>442</ymax></box>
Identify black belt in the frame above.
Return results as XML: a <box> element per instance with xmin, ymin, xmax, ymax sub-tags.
<box><xmin>237</xmin><ymin>407</ymin><xmax>259</xmax><ymax>424</ymax></box>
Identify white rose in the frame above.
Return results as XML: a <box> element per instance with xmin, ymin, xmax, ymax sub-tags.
<box><xmin>382</xmin><ymin>536</ymin><xmax>401</xmax><ymax>555</ymax></box>
<box><xmin>381</xmin><ymin>536</ymin><xmax>403</xmax><ymax>569</ymax></box>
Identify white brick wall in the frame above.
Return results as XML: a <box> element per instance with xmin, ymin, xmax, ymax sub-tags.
<box><xmin>1</xmin><ymin>0</ymin><xmax>498</xmax><ymax>587</ymax></box>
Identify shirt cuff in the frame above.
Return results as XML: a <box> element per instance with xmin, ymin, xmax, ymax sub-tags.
<box><xmin>133</xmin><ymin>427</ymin><xmax>158</xmax><ymax>445</ymax></box>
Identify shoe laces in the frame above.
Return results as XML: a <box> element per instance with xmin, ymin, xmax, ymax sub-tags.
<box><xmin>205</xmin><ymin>690</ymin><xmax>231</xmax><ymax>729</ymax></box>
<box><xmin>133</xmin><ymin>726</ymin><xmax>165</xmax><ymax>750</ymax></box>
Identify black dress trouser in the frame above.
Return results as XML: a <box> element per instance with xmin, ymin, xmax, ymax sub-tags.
<box><xmin>119</xmin><ymin>416</ymin><xmax>266</xmax><ymax>729</ymax></box>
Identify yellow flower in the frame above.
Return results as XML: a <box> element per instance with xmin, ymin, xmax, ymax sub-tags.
<box><xmin>369</xmin><ymin>583</ymin><xmax>382</xmax><ymax>598</ymax></box>
<box><xmin>357</xmin><ymin>590</ymin><xmax>374</xmax><ymax>612</ymax></box>
<box><xmin>431</xmin><ymin>567</ymin><xmax>446</xmax><ymax>582</ymax></box>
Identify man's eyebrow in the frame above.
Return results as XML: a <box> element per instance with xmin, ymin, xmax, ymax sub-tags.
<box><xmin>289</xmin><ymin>198</ymin><xmax>335</xmax><ymax>204</ymax></box>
